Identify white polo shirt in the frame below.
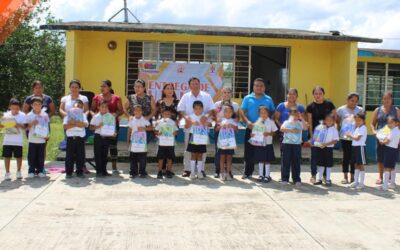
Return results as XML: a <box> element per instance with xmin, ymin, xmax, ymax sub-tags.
<box><xmin>177</xmin><ymin>91</ymin><xmax>215</xmax><ymax>117</ymax></box>
<box><xmin>352</xmin><ymin>125</ymin><xmax>367</xmax><ymax>146</ymax></box>
<box><xmin>387</xmin><ymin>127</ymin><xmax>400</xmax><ymax>149</ymax></box>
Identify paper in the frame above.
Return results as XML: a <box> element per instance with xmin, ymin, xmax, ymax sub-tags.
<box><xmin>100</xmin><ymin>113</ymin><xmax>116</xmax><ymax>136</ymax></box>
<box><xmin>191</xmin><ymin>125</ymin><xmax>209</xmax><ymax>145</ymax></box>
<box><xmin>217</xmin><ymin>127</ymin><xmax>236</xmax><ymax>149</ymax></box>
<box><xmin>158</xmin><ymin>123</ymin><xmax>176</xmax><ymax>146</ymax></box>
<box><xmin>1</xmin><ymin>116</ymin><xmax>18</xmax><ymax>134</ymax></box>
<box><xmin>283</xmin><ymin>121</ymin><xmax>303</xmax><ymax>144</ymax></box>
<box><xmin>67</xmin><ymin>108</ymin><xmax>84</xmax><ymax>133</ymax></box>
<box><xmin>130</xmin><ymin>131</ymin><xmax>147</xmax><ymax>152</ymax></box>
<box><xmin>376</xmin><ymin>125</ymin><xmax>391</xmax><ymax>140</ymax></box>
<box><xmin>312</xmin><ymin>124</ymin><xmax>327</xmax><ymax>146</ymax></box>
<box><xmin>33</xmin><ymin>114</ymin><xmax>50</xmax><ymax>138</ymax></box>
<box><xmin>340</xmin><ymin>116</ymin><xmax>355</xmax><ymax>140</ymax></box>
<box><xmin>249</xmin><ymin>123</ymin><xmax>266</xmax><ymax>146</ymax></box>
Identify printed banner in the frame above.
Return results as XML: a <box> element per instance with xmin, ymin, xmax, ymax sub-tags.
<box><xmin>138</xmin><ymin>61</ymin><xmax>224</xmax><ymax>101</ymax></box>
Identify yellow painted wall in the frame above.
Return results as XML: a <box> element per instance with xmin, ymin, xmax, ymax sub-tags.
<box><xmin>64</xmin><ymin>30</ymin><xmax>357</xmax><ymax>107</ymax></box>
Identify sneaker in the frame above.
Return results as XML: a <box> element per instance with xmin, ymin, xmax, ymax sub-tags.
<box><xmin>389</xmin><ymin>183</ymin><xmax>396</xmax><ymax>189</ymax></box>
<box><xmin>129</xmin><ymin>174</ymin><xmax>136</xmax><ymax>179</ymax></box>
<box><xmin>241</xmin><ymin>175</ymin><xmax>249</xmax><ymax>180</ymax></box>
<box><xmin>201</xmin><ymin>171</ymin><xmax>206</xmax><ymax>178</ymax></box>
<box><xmin>16</xmin><ymin>171</ymin><xmax>22</xmax><ymax>179</ymax></box>
<box><xmin>139</xmin><ymin>173</ymin><xmax>147</xmax><ymax>178</ymax></box>
<box><xmin>220</xmin><ymin>173</ymin><xmax>225</xmax><ymax>181</ymax></box>
<box><xmin>76</xmin><ymin>173</ymin><xmax>85</xmax><ymax>178</ymax></box>
<box><xmin>310</xmin><ymin>176</ymin><xmax>316</xmax><ymax>184</ymax></box>
<box><xmin>103</xmin><ymin>172</ymin><xmax>112</xmax><ymax>177</ymax></box>
<box><xmin>281</xmin><ymin>181</ymin><xmax>289</xmax><ymax>185</ymax></box>
<box><xmin>325</xmin><ymin>180</ymin><xmax>332</xmax><ymax>187</ymax></box>
<box><xmin>295</xmin><ymin>182</ymin><xmax>302</xmax><ymax>187</ymax></box>
<box><xmin>27</xmin><ymin>173</ymin><xmax>35</xmax><ymax>178</ymax></box>
<box><xmin>157</xmin><ymin>171</ymin><xmax>163</xmax><ymax>179</ymax></box>
<box><xmin>356</xmin><ymin>184</ymin><xmax>364</xmax><ymax>190</ymax></box>
<box><xmin>112</xmin><ymin>169</ymin><xmax>120</xmax><ymax>174</ymax></box>
<box><xmin>96</xmin><ymin>173</ymin><xmax>104</xmax><ymax>178</ymax></box>
<box><xmin>341</xmin><ymin>179</ymin><xmax>349</xmax><ymax>184</ymax></box>
<box><xmin>4</xmin><ymin>173</ymin><xmax>11</xmax><ymax>180</ymax></box>
<box><xmin>38</xmin><ymin>173</ymin><xmax>46</xmax><ymax>178</ymax></box>
<box><xmin>165</xmin><ymin>171</ymin><xmax>173</xmax><ymax>178</ymax></box>
<box><xmin>379</xmin><ymin>185</ymin><xmax>388</xmax><ymax>191</ymax></box>
<box><xmin>349</xmin><ymin>182</ymin><xmax>359</xmax><ymax>188</ymax></box>
<box><xmin>66</xmin><ymin>174</ymin><xmax>73</xmax><ymax>179</ymax></box>
<box><xmin>189</xmin><ymin>173</ymin><xmax>196</xmax><ymax>180</ymax></box>
<box><xmin>198</xmin><ymin>173</ymin><xmax>204</xmax><ymax>180</ymax></box>
<box><xmin>182</xmin><ymin>171</ymin><xmax>191</xmax><ymax>177</ymax></box>
<box><xmin>226</xmin><ymin>174</ymin><xmax>232</xmax><ymax>181</ymax></box>
<box><xmin>263</xmin><ymin>176</ymin><xmax>271</xmax><ymax>183</ymax></box>
<box><xmin>313</xmin><ymin>180</ymin><xmax>323</xmax><ymax>186</ymax></box>
<box><xmin>258</xmin><ymin>176</ymin><xmax>264</xmax><ymax>182</ymax></box>
<box><xmin>214</xmin><ymin>173</ymin><xmax>220</xmax><ymax>178</ymax></box>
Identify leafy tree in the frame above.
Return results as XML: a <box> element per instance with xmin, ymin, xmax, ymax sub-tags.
<box><xmin>0</xmin><ymin>0</ymin><xmax>65</xmax><ymax>110</ymax></box>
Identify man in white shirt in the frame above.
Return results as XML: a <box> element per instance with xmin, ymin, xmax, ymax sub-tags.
<box><xmin>177</xmin><ymin>77</ymin><xmax>215</xmax><ymax>177</ymax></box>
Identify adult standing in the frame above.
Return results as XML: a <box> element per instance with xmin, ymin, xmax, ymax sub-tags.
<box><xmin>239</xmin><ymin>78</ymin><xmax>275</xmax><ymax>179</ymax></box>
<box><xmin>177</xmin><ymin>77</ymin><xmax>215</xmax><ymax>177</ymax></box>
<box><xmin>306</xmin><ymin>86</ymin><xmax>336</xmax><ymax>184</ymax></box>
<box><xmin>91</xmin><ymin>80</ymin><xmax>123</xmax><ymax>174</ymax></box>
<box><xmin>213</xmin><ymin>87</ymin><xmax>239</xmax><ymax>178</ymax></box>
<box><xmin>124</xmin><ymin>79</ymin><xmax>156</xmax><ymax>120</ymax></box>
<box><xmin>155</xmin><ymin>83</ymin><xmax>180</xmax><ymax>122</ymax></box>
<box><xmin>23</xmin><ymin>80</ymin><xmax>56</xmax><ymax>117</ymax></box>
<box><xmin>274</xmin><ymin>88</ymin><xmax>306</xmax><ymax>131</ymax></box>
<box><xmin>336</xmin><ymin>92</ymin><xmax>364</xmax><ymax>184</ymax></box>
<box><xmin>370</xmin><ymin>92</ymin><xmax>400</xmax><ymax>184</ymax></box>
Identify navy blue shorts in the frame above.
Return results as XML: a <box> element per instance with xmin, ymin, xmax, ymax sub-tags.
<box><xmin>383</xmin><ymin>146</ymin><xmax>398</xmax><ymax>169</ymax></box>
<box><xmin>253</xmin><ymin>144</ymin><xmax>275</xmax><ymax>163</ymax></box>
<box><xmin>157</xmin><ymin>146</ymin><xmax>175</xmax><ymax>160</ymax></box>
<box><xmin>2</xmin><ymin>145</ymin><xmax>23</xmax><ymax>158</ymax></box>
<box><xmin>377</xmin><ymin>140</ymin><xmax>385</xmax><ymax>163</ymax></box>
<box><xmin>218</xmin><ymin>149</ymin><xmax>235</xmax><ymax>155</ymax></box>
<box><xmin>315</xmin><ymin>147</ymin><xmax>333</xmax><ymax>167</ymax></box>
<box><xmin>352</xmin><ymin>146</ymin><xmax>367</xmax><ymax>165</ymax></box>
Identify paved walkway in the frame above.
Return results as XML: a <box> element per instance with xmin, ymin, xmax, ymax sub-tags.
<box><xmin>0</xmin><ymin>161</ymin><xmax>399</xmax><ymax>249</ymax></box>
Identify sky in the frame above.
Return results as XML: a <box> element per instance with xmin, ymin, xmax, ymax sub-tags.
<box><xmin>46</xmin><ymin>0</ymin><xmax>400</xmax><ymax>49</ymax></box>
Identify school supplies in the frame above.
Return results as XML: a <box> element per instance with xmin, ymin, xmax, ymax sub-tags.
<box><xmin>312</xmin><ymin>124</ymin><xmax>327</xmax><ymax>147</ymax></box>
<box><xmin>218</xmin><ymin>127</ymin><xmax>236</xmax><ymax>149</ymax></box>
<box><xmin>191</xmin><ymin>125</ymin><xmax>209</xmax><ymax>145</ymax></box>
<box><xmin>100</xmin><ymin>113</ymin><xmax>116</xmax><ymax>137</ymax></box>
<box><xmin>130</xmin><ymin>131</ymin><xmax>147</xmax><ymax>152</ymax></box>
<box><xmin>33</xmin><ymin>114</ymin><xmax>50</xmax><ymax>138</ymax></box>
<box><xmin>249</xmin><ymin>122</ymin><xmax>266</xmax><ymax>146</ymax></box>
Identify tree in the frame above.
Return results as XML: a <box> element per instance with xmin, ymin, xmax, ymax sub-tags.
<box><xmin>0</xmin><ymin>0</ymin><xmax>65</xmax><ymax>110</ymax></box>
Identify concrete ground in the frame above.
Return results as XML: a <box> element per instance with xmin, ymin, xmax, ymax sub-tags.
<box><xmin>0</xmin><ymin>161</ymin><xmax>399</xmax><ymax>250</ymax></box>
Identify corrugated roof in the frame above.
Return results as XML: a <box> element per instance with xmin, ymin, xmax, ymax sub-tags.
<box><xmin>358</xmin><ymin>48</ymin><xmax>400</xmax><ymax>58</ymax></box>
<box><xmin>40</xmin><ymin>21</ymin><xmax>382</xmax><ymax>43</ymax></box>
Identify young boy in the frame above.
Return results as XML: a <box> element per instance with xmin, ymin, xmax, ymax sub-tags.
<box><xmin>63</xmin><ymin>100</ymin><xmax>88</xmax><ymax>178</ymax></box>
<box><xmin>0</xmin><ymin>98</ymin><xmax>26</xmax><ymax>180</ymax></box>
<box><xmin>154</xmin><ymin>106</ymin><xmax>179</xmax><ymax>179</ymax></box>
<box><xmin>26</xmin><ymin>97</ymin><xmax>50</xmax><ymax>178</ymax></box>
<box><xmin>128</xmin><ymin>104</ymin><xmax>151</xmax><ymax>178</ymax></box>
<box><xmin>90</xmin><ymin>100</ymin><xmax>115</xmax><ymax>177</ymax></box>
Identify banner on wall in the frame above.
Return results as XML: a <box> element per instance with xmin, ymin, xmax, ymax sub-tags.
<box><xmin>138</xmin><ymin>61</ymin><xmax>224</xmax><ymax>101</ymax></box>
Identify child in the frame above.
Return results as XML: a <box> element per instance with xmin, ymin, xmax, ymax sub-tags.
<box><xmin>313</xmin><ymin>113</ymin><xmax>339</xmax><ymax>186</ymax></box>
<box><xmin>154</xmin><ymin>106</ymin><xmax>178</xmax><ymax>179</ymax></box>
<box><xmin>128</xmin><ymin>104</ymin><xmax>151</xmax><ymax>178</ymax></box>
<box><xmin>249</xmin><ymin>106</ymin><xmax>277</xmax><ymax>183</ymax></box>
<box><xmin>90</xmin><ymin>100</ymin><xmax>115</xmax><ymax>177</ymax></box>
<box><xmin>280</xmin><ymin>106</ymin><xmax>307</xmax><ymax>186</ymax></box>
<box><xmin>0</xmin><ymin>98</ymin><xmax>26</xmax><ymax>180</ymax></box>
<box><xmin>378</xmin><ymin>116</ymin><xmax>400</xmax><ymax>190</ymax></box>
<box><xmin>215</xmin><ymin>104</ymin><xmax>238</xmax><ymax>181</ymax></box>
<box><xmin>63</xmin><ymin>100</ymin><xmax>88</xmax><ymax>178</ymax></box>
<box><xmin>186</xmin><ymin>101</ymin><xmax>211</xmax><ymax>180</ymax></box>
<box><xmin>26</xmin><ymin>97</ymin><xmax>50</xmax><ymax>178</ymax></box>
<box><xmin>346</xmin><ymin>113</ymin><xmax>367</xmax><ymax>189</ymax></box>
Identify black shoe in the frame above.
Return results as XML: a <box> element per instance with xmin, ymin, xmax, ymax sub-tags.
<box><xmin>201</xmin><ymin>171</ymin><xmax>206</xmax><ymax>178</ymax></box>
<box><xmin>103</xmin><ymin>172</ymin><xmax>112</xmax><ymax>177</ymax></box>
<box><xmin>182</xmin><ymin>171</ymin><xmax>191</xmax><ymax>177</ymax></box>
<box><xmin>157</xmin><ymin>171</ymin><xmax>163</xmax><ymax>179</ymax></box>
<box><xmin>325</xmin><ymin>180</ymin><xmax>332</xmax><ymax>186</ymax></box>
<box><xmin>76</xmin><ymin>173</ymin><xmax>85</xmax><ymax>178</ymax></box>
<box><xmin>66</xmin><ymin>174</ymin><xmax>72</xmax><ymax>179</ymax></box>
<box><xmin>241</xmin><ymin>175</ymin><xmax>249</xmax><ymax>180</ymax></box>
<box><xmin>129</xmin><ymin>174</ymin><xmax>137</xmax><ymax>179</ymax></box>
<box><xmin>165</xmin><ymin>171</ymin><xmax>173</xmax><ymax>178</ymax></box>
<box><xmin>139</xmin><ymin>173</ymin><xmax>147</xmax><ymax>178</ymax></box>
<box><xmin>314</xmin><ymin>180</ymin><xmax>323</xmax><ymax>185</ymax></box>
<box><xmin>96</xmin><ymin>173</ymin><xmax>104</xmax><ymax>178</ymax></box>
<box><xmin>229</xmin><ymin>171</ymin><xmax>234</xmax><ymax>179</ymax></box>
<box><xmin>264</xmin><ymin>176</ymin><xmax>271</xmax><ymax>183</ymax></box>
<box><xmin>258</xmin><ymin>176</ymin><xmax>264</xmax><ymax>182</ymax></box>
<box><xmin>214</xmin><ymin>173</ymin><xmax>220</xmax><ymax>178</ymax></box>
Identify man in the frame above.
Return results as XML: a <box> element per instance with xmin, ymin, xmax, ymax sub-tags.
<box><xmin>239</xmin><ymin>78</ymin><xmax>275</xmax><ymax>179</ymax></box>
<box><xmin>177</xmin><ymin>77</ymin><xmax>215</xmax><ymax>177</ymax></box>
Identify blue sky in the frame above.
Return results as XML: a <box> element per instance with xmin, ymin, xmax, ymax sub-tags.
<box><xmin>47</xmin><ymin>0</ymin><xmax>400</xmax><ymax>49</ymax></box>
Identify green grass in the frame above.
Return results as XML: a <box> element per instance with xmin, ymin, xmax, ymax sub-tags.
<box><xmin>0</xmin><ymin>116</ymin><xmax>64</xmax><ymax>161</ymax></box>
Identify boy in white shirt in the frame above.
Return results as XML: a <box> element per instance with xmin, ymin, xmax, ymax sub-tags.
<box><xmin>26</xmin><ymin>97</ymin><xmax>50</xmax><ymax>178</ymax></box>
<box><xmin>0</xmin><ymin>99</ymin><xmax>26</xmax><ymax>180</ymax></box>
<box><xmin>63</xmin><ymin>100</ymin><xmax>88</xmax><ymax>178</ymax></box>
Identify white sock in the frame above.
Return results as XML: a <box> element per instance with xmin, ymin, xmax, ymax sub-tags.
<box><xmin>354</xmin><ymin>169</ymin><xmax>360</xmax><ymax>184</ymax></box>
<box><xmin>383</xmin><ymin>171</ymin><xmax>390</xmax><ymax>189</ymax></box>
<box><xmin>390</xmin><ymin>170</ymin><xmax>396</xmax><ymax>185</ymax></box>
<box><xmin>259</xmin><ymin>163</ymin><xmax>264</xmax><ymax>177</ymax></box>
<box><xmin>326</xmin><ymin>168</ymin><xmax>331</xmax><ymax>181</ymax></box>
<box><xmin>318</xmin><ymin>166</ymin><xmax>324</xmax><ymax>181</ymax></box>
<box><xmin>190</xmin><ymin>160</ymin><xmax>196</xmax><ymax>174</ymax></box>
<box><xmin>265</xmin><ymin>164</ymin><xmax>271</xmax><ymax>178</ymax></box>
<box><xmin>359</xmin><ymin>171</ymin><xmax>365</xmax><ymax>185</ymax></box>
<box><xmin>197</xmin><ymin>161</ymin><xmax>203</xmax><ymax>175</ymax></box>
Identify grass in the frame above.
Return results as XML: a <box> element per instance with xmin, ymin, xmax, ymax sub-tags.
<box><xmin>0</xmin><ymin>116</ymin><xmax>64</xmax><ymax>161</ymax></box>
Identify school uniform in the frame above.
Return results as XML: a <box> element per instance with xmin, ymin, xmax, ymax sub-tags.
<box><xmin>351</xmin><ymin>125</ymin><xmax>367</xmax><ymax>165</ymax></box>
<box><xmin>315</xmin><ymin>126</ymin><xmax>339</xmax><ymax>168</ymax></box>
<box><xmin>129</xmin><ymin>116</ymin><xmax>150</xmax><ymax>176</ymax></box>
<box><xmin>155</xmin><ymin>118</ymin><xmax>178</xmax><ymax>161</ymax></box>
<box><xmin>63</xmin><ymin>109</ymin><xmax>88</xmax><ymax>175</ymax></box>
<box><xmin>26</xmin><ymin>111</ymin><xmax>49</xmax><ymax>174</ymax></box>
<box><xmin>2</xmin><ymin>111</ymin><xmax>26</xmax><ymax>159</ymax></box>
<box><xmin>217</xmin><ymin>118</ymin><xmax>237</xmax><ymax>156</ymax></box>
<box><xmin>383</xmin><ymin>127</ymin><xmax>400</xmax><ymax>169</ymax></box>
<box><xmin>186</xmin><ymin>114</ymin><xmax>209</xmax><ymax>154</ymax></box>
<box><xmin>252</xmin><ymin>118</ymin><xmax>277</xmax><ymax>163</ymax></box>
<box><xmin>281</xmin><ymin>119</ymin><xmax>303</xmax><ymax>183</ymax></box>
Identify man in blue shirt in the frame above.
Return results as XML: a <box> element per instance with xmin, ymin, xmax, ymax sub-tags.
<box><xmin>239</xmin><ymin>78</ymin><xmax>275</xmax><ymax>179</ymax></box>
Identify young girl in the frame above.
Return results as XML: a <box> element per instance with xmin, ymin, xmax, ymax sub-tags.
<box><xmin>128</xmin><ymin>104</ymin><xmax>151</xmax><ymax>178</ymax></box>
<box><xmin>378</xmin><ymin>116</ymin><xmax>400</xmax><ymax>190</ymax></box>
<box><xmin>186</xmin><ymin>101</ymin><xmax>211</xmax><ymax>180</ymax></box>
<box><xmin>346</xmin><ymin>113</ymin><xmax>367</xmax><ymax>189</ymax></box>
<box><xmin>249</xmin><ymin>106</ymin><xmax>277</xmax><ymax>183</ymax></box>
<box><xmin>215</xmin><ymin>104</ymin><xmax>238</xmax><ymax>181</ymax></box>
<box><xmin>313</xmin><ymin>113</ymin><xmax>339</xmax><ymax>186</ymax></box>
<box><xmin>90</xmin><ymin>100</ymin><xmax>116</xmax><ymax>177</ymax></box>
<box><xmin>280</xmin><ymin>106</ymin><xmax>307</xmax><ymax>186</ymax></box>
<box><xmin>63</xmin><ymin>100</ymin><xmax>88</xmax><ymax>178</ymax></box>
<box><xmin>155</xmin><ymin>106</ymin><xmax>178</xmax><ymax>179</ymax></box>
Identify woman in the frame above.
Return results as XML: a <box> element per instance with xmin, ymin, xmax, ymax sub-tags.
<box><xmin>336</xmin><ymin>93</ymin><xmax>364</xmax><ymax>184</ymax></box>
<box><xmin>23</xmin><ymin>80</ymin><xmax>56</xmax><ymax>117</ymax></box>
<box><xmin>213</xmin><ymin>87</ymin><xmax>239</xmax><ymax>178</ymax></box>
<box><xmin>274</xmin><ymin>88</ymin><xmax>306</xmax><ymax>128</ymax></box>
<box><xmin>306</xmin><ymin>86</ymin><xmax>336</xmax><ymax>184</ymax></box>
<box><xmin>370</xmin><ymin>92</ymin><xmax>400</xmax><ymax>184</ymax></box>
<box><xmin>124</xmin><ymin>79</ymin><xmax>156</xmax><ymax>120</ymax></box>
<box><xmin>91</xmin><ymin>80</ymin><xmax>123</xmax><ymax>174</ymax></box>
<box><xmin>155</xmin><ymin>83</ymin><xmax>180</xmax><ymax>121</ymax></box>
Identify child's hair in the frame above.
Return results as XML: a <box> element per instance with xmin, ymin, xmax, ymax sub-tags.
<box><xmin>324</xmin><ymin>112</ymin><xmax>335</xmax><ymax>120</ymax></box>
<box><xmin>354</xmin><ymin>112</ymin><xmax>366</xmax><ymax>121</ymax></box>
<box><xmin>99</xmin><ymin>99</ymin><xmax>109</xmax><ymax>106</ymax></box>
<box><xmin>347</xmin><ymin>92</ymin><xmax>360</xmax><ymax>101</ymax></box>
<box><xmin>133</xmin><ymin>104</ymin><xmax>143</xmax><ymax>110</ymax></box>
<box><xmin>258</xmin><ymin>105</ymin><xmax>269</xmax><ymax>114</ymax></box>
<box><xmin>74</xmin><ymin>99</ymin><xmax>84</xmax><ymax>107</ymax></box>
<box><xmin>31</xmin><ymin>96</ymin><xmax>43</xmax><ymax>105</ymax></box>
<box><xmin>193</xmin><ymin>100</ymin><xmax>203</xmax><ymax>109</ymax></box>
<box><xmin>9</xmin><ymin>98</ymin><xmax>21</xmax><ymax>107</ymax></box>
<box><xmin>223</xmin><ymin>104</ymin><xmax>236</xmax><ymax>119</ymax></box>
<box><xmin>387</xmin><ymin>116</ymin><xmax>399</xmax><ymax>123</ymax></box>
<box><xmin>289</xmin><ymin>106</ymin><xmax>299</xmax><ymax>113</ymax></box>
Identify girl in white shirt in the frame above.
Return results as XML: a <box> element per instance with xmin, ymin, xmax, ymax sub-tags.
<box><xmin>346</xmin><ymin>113</ymin><xmax>367</xmax><ymax>189</ymax></box>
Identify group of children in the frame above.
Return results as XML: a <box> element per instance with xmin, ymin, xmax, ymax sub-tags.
<box><xmin>1</xmin><ymin>97</ymin><xmax>399</xmax><ymax>191</ymax></box>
